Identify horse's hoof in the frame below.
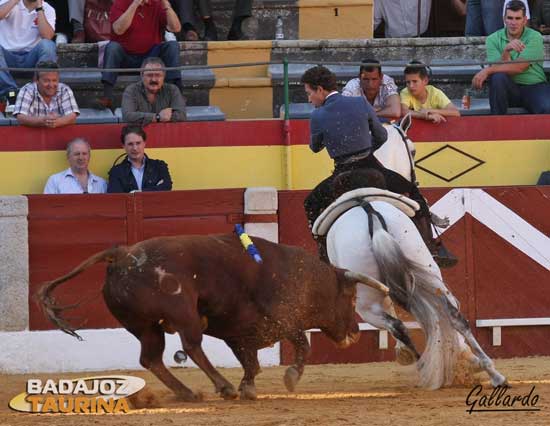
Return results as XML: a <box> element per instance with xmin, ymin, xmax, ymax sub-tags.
<box><xmin>239</xmin><ymin>384</ymin><xmax>257</xmax><ymax>400</ymax></box>
<box><xmin>220</xmin><ymin>385</ymin><xmax>238</xmax><ymax>400</ymax></box>
<box><xmin>395</xmin><ymin>346</ymin><xmax>417</xmax><ymax>366</ymax></box>
<box><xmin>284</xmin><ymin>366</ymin><xmax>300</xmax><ymax>392</ymax></box>
<box><xmin>490</xmin><ymin>375</ymin><xmax>508</xmax><ymax>388</ymax></box>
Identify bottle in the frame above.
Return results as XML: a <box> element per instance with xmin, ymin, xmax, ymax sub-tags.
<box><xmin>461</xmin><ymin>89</ymin><xmax>471</xmax><ymax>110</ymax></box>
<box><xmin>275</xmin><ymin>16</ymin><xmax>284</xmax><ymax>40</ymax></box>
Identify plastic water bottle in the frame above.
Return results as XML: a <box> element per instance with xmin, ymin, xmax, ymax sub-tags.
<box><xmin>275</xmin><ymin>16</ymin><xmax>284</xmax><ymax>40</ymax></box>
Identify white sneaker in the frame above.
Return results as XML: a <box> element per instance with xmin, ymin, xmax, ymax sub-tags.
<box><xmin>164</xmin><ymin>31</ymin><xmax>177</xmax><ymax>42</ymax></box>
<box><xmin>55</xmin><ymin>33</ymin><xmax>68</xmax><ymax>46</ymax></box>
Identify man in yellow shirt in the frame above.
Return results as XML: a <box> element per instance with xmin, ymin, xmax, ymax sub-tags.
<box><xmin>400</xmin><ymin>61</ymin><xmax>460</xmax><ymax>124</ymax></box>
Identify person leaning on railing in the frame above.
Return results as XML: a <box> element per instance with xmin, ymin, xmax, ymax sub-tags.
<box><xmin>13</xmin><ymin>61</ymin><xmax>80</xmax><ymax>128</ymax></box>
<box><xmin>121</xmin><ymin>56</ymin><xmax>186</xmax><ymax>124</ymax></box>
<box><xmin>472</xmin><ymin>0</ymin><xmax>550</xmax><ymax>114</ymax></box>
<box><xmin>400</xmin><ymin>61</ymin><xmax>460</xmax><ymax>124</ymax></box>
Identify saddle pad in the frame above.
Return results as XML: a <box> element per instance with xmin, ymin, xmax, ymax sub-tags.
<box><xmin>312</xmin><ymin>188</ymin><xmax>420</xmax><ymax>236</ymax></box>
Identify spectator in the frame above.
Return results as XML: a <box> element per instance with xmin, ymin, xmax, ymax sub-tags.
<box><xmin>169</xmin><ymin>0</ymin><xmax>217</xmax><ymax>41</ymax></box>
<box><xmin>503</xmin><ymin>0</ymin><xmax>531</xmax><ymax>19</ymax></box>
<box><xmin>374</xmin><ymin>0</ymin><xmax>432</xmax><ymax>38</ymax></box>
<box><xmin>537</xmin><ymin>170</ymin><xmax>550</xmax><ymax>184</ymax></box>
<box><xmin>107</xmin><ymin>124</ymin><xmax>173</xmax><ymax>192</ymax></box>
<box><xmin>48</xmin><ymin>0</ymin><xmax>85</xmax><ymax>43</ymax></box>
<box><xmin>472</xmin><ymin>0</ymin><xmax>550</xmax><ymax>114</ymax></box>
<box><xmin>96</xmin><ymin>0</ymin><xmax>182</xmax><ymax>110</ymax></box>
<box><xmin>44</xmin><ymin>138</ymin><xmax>107</xmax><ymax>194</ymax></box>
<box><xmin>0</xmin><ymin>0</ymin><xmax>56</xmax><ymax>109</ymax></box>
<box><xmin>342</xmin><ymin>58</ymin><xmax>401</xmax><ymax>120</ymax></box>
<box><xmin>464</xmin><ymin>0</ymin><xmax>530</xmax><ymax>36</ymax></box>
<box><xmin>121</xmin><ymin>56</ymin><xmax>186</xmax><ymax>124</ymax></box>
<box><xmin>13</xmin><ymin>61</ymin><xmax>79</xmax><ymax>128</ymax></box>
<box><xmin>400</xmin><ymin>61</ymin><xmax>460</xmax><ymax>124</ymax></box>
<box><xmin>531</xmin><ymin>0</ymin><xmax>550</xmax><ymax>34</ymax></box>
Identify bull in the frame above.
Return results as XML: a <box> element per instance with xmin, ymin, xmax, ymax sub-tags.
<box><xmin>39</xmin><ymin>233</ymin><xmax>412</xmax><ymax>401</ymax></box>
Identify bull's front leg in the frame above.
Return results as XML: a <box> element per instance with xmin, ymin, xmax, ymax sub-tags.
<box><xmin>284</xmin><ymin>331</ymin><xmax>311</xmax><ymax>392</ymax></box>
<box><xmin>226</xmin><ymin>340</ymin><xmax>261</xmax><ymax>400</ymax></box>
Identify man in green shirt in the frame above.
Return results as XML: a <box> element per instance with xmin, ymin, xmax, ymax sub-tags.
<box><xmin>472</xmin><ymin>0</ymin><xmax>550</xmax><ymax>114</ymax></box>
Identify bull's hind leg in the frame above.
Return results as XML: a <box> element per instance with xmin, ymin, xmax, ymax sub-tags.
<box><xmin>284</xmin><ymin>332</ymin><xmax>311</xmax><ymax>392</ymax></box>
<box><xmin>226</xmin><ymin>341</ymin><xmax>261</xmax><ymax>400</ymax></box>
<box><xmin>442</xmin><ymin>297</ymin><xmax>507</xmax><ymax>387</ymax></box>
<box><xmin>176</xmin><ymin>327</ymin><xmax>238</xmax><ymax>400</ymax></box>
<box><xmin>130</xmin><ymin>322</ymin><xmax>200</xmax><ymax>401</ymax></box>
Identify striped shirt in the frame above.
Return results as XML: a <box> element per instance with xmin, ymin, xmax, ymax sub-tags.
<box><xmin>13</xmin><ymin>82</ymin><xmax>80</xmax><ymax>117</ymax></box>
<box><xmin>43</xmin><ymin>168</ymin><xmax>107</xmax><ymax>194</ymax></box>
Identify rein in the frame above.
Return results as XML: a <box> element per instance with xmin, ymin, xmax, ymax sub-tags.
<box><xmin>392</xmin><ymin>123</ymin><xmax>417</xmax><ymax>185</ymax></box>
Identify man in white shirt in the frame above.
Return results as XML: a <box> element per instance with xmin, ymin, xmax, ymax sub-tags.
<box><xmin>342</xmin><ymin>58</ymin><xmax>401</xmax><ymax>120</ymax></box>
<box><xmin>0</xmin><ymin>0</ymin><xmax>56</xmax><ymax>108</ymax></box>
<box><xmin>374</xmin><ymin>0</ymin><xmax>432</xmax><ymax>38</ymax></box>
<box><xmin>44</xmin><ymin>138</ymin><xmax>107</xmax><ymax>194</ymax></box>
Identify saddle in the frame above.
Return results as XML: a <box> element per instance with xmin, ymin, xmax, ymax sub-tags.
<box><xmin>312</xmin><ymin>188</ymin><xmax>420</xmax><ymax>237</ymax></box>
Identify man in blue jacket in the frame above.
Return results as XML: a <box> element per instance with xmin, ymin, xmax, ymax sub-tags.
<box><xmin>301</xmin><ymin>66</ymin><xmax>456</xmax><ymax>267</ymax></box>
<box><xmin>107</xmin><ymin>125</ymin><xmax>172</xmax><ymax>193</ymax></box>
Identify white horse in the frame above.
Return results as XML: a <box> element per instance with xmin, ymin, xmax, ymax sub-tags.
<box><xmin>376</xmin><ymin>118</ymin><xmax>449</xmax><ymax>229</ymax></box>
<box><xmin>314</xmin><ymin>185</ymin><xmax>507</xmax><ymax>390</ymax></box>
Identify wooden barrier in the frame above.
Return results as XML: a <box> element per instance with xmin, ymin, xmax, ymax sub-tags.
<box><xmin>27</xmin><ymin>186</ymin><xmax>550</xmax><ymax>362</ymax></box>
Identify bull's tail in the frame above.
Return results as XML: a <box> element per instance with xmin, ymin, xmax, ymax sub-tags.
<box><xmin>37</xmin><ymin>247</ymin><xmax>123</xmax><ymax>340</ymax></box>
<box><xmin>369</xmin><ymin>215</ymin><xmax>462</xmax><ymax>390</ymax></box>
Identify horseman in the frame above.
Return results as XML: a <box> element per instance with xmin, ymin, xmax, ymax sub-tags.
<box><xmin>301</xmin><ymin>65</ymin><xmax>457</xmax><ymax>268</ymax></box>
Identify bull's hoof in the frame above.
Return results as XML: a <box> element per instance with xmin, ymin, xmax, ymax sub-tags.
<box><xmin>283</xmin><ymin>366</ymin><xmax>300</xmax><ymax>392</ymax></box>
<box><xmin>177</xmin><ymin>390</ymin><xmax>203</xmax><ymax>402</ymax></box>
<box><xmin>395</xmin><ymin>346</ymin><xmax>417</xmax><ymax>366</ymax></box>
<box><xmin>239</xmin><ymin>383</ymin><xmax>257</xmax><ymax>400</ymax></box>
<box><xmin>220</xmin><ymin>385</ymin><xmax>238</xmax><ymax>400</ymax></box>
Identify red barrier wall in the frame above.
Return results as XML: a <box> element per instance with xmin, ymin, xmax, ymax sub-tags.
<box><xmin>29</xmin><ymin>186</ymin><xmax>550</xmax><ymax>362</ymax></box>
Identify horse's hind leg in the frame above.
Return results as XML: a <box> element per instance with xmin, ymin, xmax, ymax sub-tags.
<box><xmin>129</xmin><ymin>322</ymin><xmax>200</xmax><ymax>401</ymax></box>
<box><xmin>226</xmin><ymin>341</ymin><xmax>261</xmax><ymax>400</ymax></box>
<box><xmin>382</xmin><ymin>312</ymin><xmax>420</xmax><ymax>364</ymax></box>
<box><xmin>284</xmin><ymin>331</ymin><xmax>311</xmax><ymax>392</ymax></box>
<box><xmin>443</xmin><ymin>297</ymin><xmax>507</xmax><ymax>387</ymax></box>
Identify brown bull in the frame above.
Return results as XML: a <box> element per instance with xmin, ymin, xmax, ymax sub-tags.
<box><xmin>39</xmin><ymin>233</ymin><xmax>389</xmax><ymax>401</ymax></box>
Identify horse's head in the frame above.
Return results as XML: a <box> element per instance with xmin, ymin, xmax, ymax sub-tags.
<box><xmin>396</xmin><ymin>113</ymin><xmax>416</xmax><ymax>158</ymax></box>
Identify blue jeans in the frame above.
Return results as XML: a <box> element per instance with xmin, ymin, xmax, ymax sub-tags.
<box><xmin>466</xmin><ymin>0</ymin><xmax>505</xmax><ymax>36</ymax></box>
<box><xmin>0</xmin><ymin>39</ymin><xmax>57</xmax><ymax>97</ymax></box>
<box><xmin>489</xmin><ymin>73</ymin><xmax>550</xmax><ymax>114</ymax></box>
<box><xmin>101</xmin><ymin>41</ymin><xmax>182</xmax><ymax>87</ymax></box>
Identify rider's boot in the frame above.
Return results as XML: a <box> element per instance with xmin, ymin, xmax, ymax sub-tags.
<box><xmin>412</xmin><ymin>201</ymin><xmax>458</xmax><ymax>269</ymax></box>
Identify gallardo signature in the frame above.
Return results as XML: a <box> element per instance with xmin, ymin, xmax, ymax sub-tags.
<box><xmin>466</xmin><ymin>385</ymin><xmax>540</xmax><ymax>414</ymax></box>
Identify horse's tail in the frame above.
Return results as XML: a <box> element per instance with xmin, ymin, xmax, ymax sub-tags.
<box><xmin>36</xmin><ymin>247</ymin><xmax>123</xmax><ymax>340</ymax></box>
<box><xmin>370</xmin><ymin>216</ymin><xmax>462</xmax><ymax>389</ymax></box>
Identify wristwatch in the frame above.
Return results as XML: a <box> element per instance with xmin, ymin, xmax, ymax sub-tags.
<box><xmin>35</xmin><ymin>6</ymin><xmax>44</xmax><ymax>12</ymax></box>
<box><xmin>155</xmin><ymin>113</ymin><xmax>160</xmax><ymax>122</ymax></box>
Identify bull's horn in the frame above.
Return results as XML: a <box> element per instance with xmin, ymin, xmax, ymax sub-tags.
<box><xmin>344</xmin><ymin>271</ymin><xmax>390</xmax><ymax>295</ymax></box>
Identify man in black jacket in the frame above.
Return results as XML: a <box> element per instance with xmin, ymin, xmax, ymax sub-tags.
<box><xmin>107</xmin><ymin>125</ymin><xmax>172</xmax><ymax>193</ymax></box>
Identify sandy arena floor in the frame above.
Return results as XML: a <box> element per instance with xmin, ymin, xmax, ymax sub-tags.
<box><xmin>1</xmin><ymin>356</ymin><xmax>549</xmax><ymax>426</ymax></box>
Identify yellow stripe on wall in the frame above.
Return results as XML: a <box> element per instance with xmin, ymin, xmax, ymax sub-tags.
<box><xmin>1</xmin><ymin>139</ymin><xmax>549</xmax><ymax>196</ymax></box>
